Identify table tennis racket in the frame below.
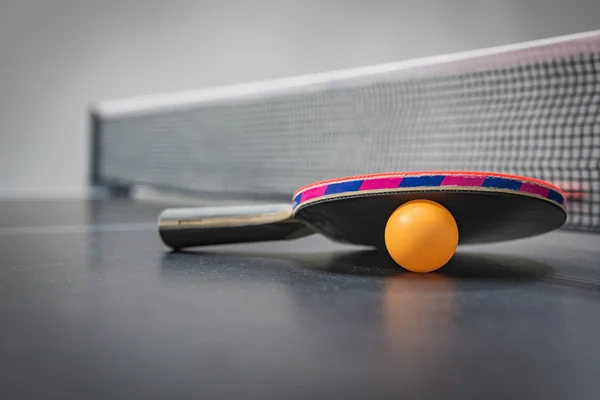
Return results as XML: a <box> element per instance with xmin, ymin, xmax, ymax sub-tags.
<box><xmin>158</xmin><ymin>171</ymin><xmax>567</xmax><ymax>250</ymax></box>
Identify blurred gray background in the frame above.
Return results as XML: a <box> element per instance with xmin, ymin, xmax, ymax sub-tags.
<box><xmin>1</xmin><ymin>0</ymin><xmax>599</xmax><ymax>198</ymax></box>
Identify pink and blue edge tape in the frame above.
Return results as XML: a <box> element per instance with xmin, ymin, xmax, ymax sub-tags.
<box><xmin>292</xmin><ymin>173</ymin><xmax>565</xmax><ymax>210</ymax></box>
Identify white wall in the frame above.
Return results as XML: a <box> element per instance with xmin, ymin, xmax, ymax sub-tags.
<box><xmin>1</xmin><ymin>0</ymin><xmax>599</xmax><ymax>197</ymax></box>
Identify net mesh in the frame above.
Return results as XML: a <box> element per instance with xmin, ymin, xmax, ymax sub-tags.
<box><xmin>93</xmin><ymin>32</ymin><xmax>600</xmax><ymax>233</ymax></box>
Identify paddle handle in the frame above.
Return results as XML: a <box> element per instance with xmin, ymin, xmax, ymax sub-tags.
<box><xmin>157</xmin><ymin>204</ymin><xmax>313</xmax><ymax>249</ymax></box>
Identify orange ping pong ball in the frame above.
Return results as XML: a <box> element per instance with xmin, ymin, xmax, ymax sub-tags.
<box><xmin>384</xmin><ymin>199</ymin><xmax>458</xmax><ymax>273</ymax></box>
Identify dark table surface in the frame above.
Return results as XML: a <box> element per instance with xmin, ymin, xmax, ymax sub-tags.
<box><xmin>1</xmin><ymin>198</ymin><xmax>599</xmax><ymax>399</ymax></box>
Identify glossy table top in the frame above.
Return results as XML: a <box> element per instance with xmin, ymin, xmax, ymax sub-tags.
<box><xmin>1</xmin><ymin>199</ymin><xmax>599</xmax><ymax>399</ymax></box>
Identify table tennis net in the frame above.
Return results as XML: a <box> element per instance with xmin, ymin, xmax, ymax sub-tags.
<box><xmin>91</xmin><ymin>31</ymin><xmax>600</xmax><ymax>233</ymax></box>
